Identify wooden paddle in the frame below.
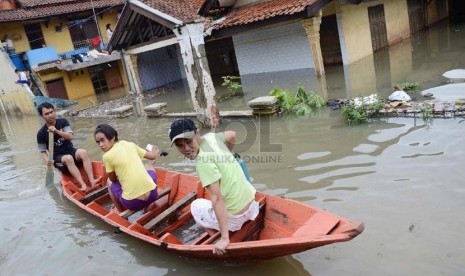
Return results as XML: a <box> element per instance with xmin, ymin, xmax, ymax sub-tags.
<box><xmin>45</xmin><ymin>130</ymin><xmax>54</xmax><ymax>186</ymax></box>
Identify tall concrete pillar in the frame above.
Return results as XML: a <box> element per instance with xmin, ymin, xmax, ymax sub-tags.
<box><xmin>129</xmin><ymin>54</ymin><xmax>143</xmax><ymax>94</ymax></box>
<box><xmin>301</xmin><ymin>14</ymin><xmax>325</xmax><ymax>77</ymax></box>
<box><xmin>174</xmin><ymin>21</ymin><xmax>218</xmax><ymax>127</ymax></box>
<box><xmin>123</xmin><ymin>52</ymin><xmax>142</xmax><ymax>94</ymax></box>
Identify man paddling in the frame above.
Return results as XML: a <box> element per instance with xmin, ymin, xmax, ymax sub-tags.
<box><xmin>169</xmin><ymin>118</ymin><xmax>258</xmax><ymax>255</ymax></box>
<box><xmin>36</xmin><ymin>102</ymin><xmax>100</xmax><ymax>190</ymax></box>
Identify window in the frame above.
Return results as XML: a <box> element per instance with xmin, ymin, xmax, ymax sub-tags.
<box><xmin>24</xmin><ymin>23</ymin><xmax>46</xmax><ymax>50</ymax></box>
<box><xmin>68</xmin><ymin>18</ymin><xmax>99</xmax><ymax>49</ymax></box>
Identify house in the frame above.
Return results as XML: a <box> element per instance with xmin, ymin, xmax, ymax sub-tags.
<box><xmin>0</xmin><ymin>0</ymin><xmax>128</xmax><ymax>101</ymax></box>
<box><xmin>107</xmin><ymin>0</ymin><xmax>451</xmax><ymax>125</ymax></box>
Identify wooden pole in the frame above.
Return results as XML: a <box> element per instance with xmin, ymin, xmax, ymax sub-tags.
<box><xmin>45</xmin><ymin>131</ymin><xmax>54</xmax><ymax>186</ymax></box>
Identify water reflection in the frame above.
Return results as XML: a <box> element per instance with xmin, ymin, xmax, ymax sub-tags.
<box><xmin>0</xmin><ymin>115</ymin><xmax>45</xmax><ymax>201</ymax></box>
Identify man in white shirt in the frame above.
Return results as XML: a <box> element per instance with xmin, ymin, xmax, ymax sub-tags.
<box><xmin>15</xmin><ymin>69</ymin><xmax>30</xmax><ymax>86</ymax></box>
<box><xmin>106</xmin><ymin>24</ymin><xmax>113</xmax><ymax>40</ymax></box>
<box><xmin>4</xmin><ymin>35</ymin><xmax>14</xmax><ymax>54</ymax></box>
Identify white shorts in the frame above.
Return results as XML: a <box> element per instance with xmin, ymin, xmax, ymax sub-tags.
<box><xmin>190</xmin><ymin>198</ymin><xmax>259</xmax><ymax>232</ymax></box>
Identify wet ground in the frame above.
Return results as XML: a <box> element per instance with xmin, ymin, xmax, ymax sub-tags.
<box><xmin>1</xmin><ymin>20</ymin><xmax>465</xmax><ymax>275</ymax></box>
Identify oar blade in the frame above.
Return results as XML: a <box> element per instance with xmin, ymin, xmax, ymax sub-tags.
<box><xmin>45</xmin><ymin>131</ymin><xmax>54</xmax><ymax>186</ymax></box>
<box><xmin>45</xmin><ymin>169</ymin><xmax>54</xmax><ymax>185</ymax></box>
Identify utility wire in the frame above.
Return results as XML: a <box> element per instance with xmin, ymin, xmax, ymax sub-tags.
<box><xmin>26</xmin><ymin>4</ymin><xmax>121</xmax><ymax>43</ymax></box>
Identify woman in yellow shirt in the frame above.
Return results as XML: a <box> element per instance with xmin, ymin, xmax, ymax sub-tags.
<box><xmin>94</xmin><ymin>124</ymin><xmax>160</xmax><ymax>212</ymax></box>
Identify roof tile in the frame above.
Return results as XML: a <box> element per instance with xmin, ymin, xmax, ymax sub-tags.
<box><xmin>17</xmin><ymin>0</ymin><xmax>76</xmax><ymax>8</ymax></box>
<box><xmin>214</xmin><ymin>0</ymin><xmax>318</xmax><ymax>29</ymax></box>
<box><xmin>0</xmin><ymin>0</ymin><xmax>125</xmax><ymax>22</ymax></box>
<box><xmin>140</xmin><ymin>0</ymin><xmax>204</xmax><ymax>23</ymax></box>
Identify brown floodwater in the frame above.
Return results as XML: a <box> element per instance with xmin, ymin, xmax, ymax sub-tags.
<box><xmin>1</xmin><ymin>20</ymin><xmax>465</xmax><ymax>275</ymax></box>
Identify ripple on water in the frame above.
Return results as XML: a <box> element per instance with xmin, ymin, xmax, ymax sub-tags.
<box><xmin>296</xmin><ymin>151</ymin><xmax>331</xmax><ymax>160</ymax></box>
<box><xmin>401</xmin><ymin>152</ymin><xmax>444</xmax><ymax>159</ymax></box>
<box><xmin>284</xmin><ymin>190</ymin><xmax>318</xmax><ymax>202</ymax></box>
<box><xmin>367</xmin><ymin>124</ymin><xmax>412</xmax><ymax>143</ymax></box>
<box><xmin>0</xmin><ymin>164</ymin><xmax>46</xmax><ymax>201</ymax></box>
<box><xmin>353</xmin><ymin>144</ymin><xmax>379</xmax><ymax>154</ymax></box>
<box><xmin>326</xmin><ymin>187</ymin><xmax>359</xmax><ymax>191</ymax></box>
<box><xmin>323</xmin><ymin>198</ymin><xmax>343</xmax><ymax>202</ymax></box>
<box><xmin>295</xmin><ymin>154</ymin><xmax>375</xmax><ymax>171</ymax></box>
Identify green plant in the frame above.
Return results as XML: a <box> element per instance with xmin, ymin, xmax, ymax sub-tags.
<box><xmin>341</xmin><ymin>105</ymin><xmax>368</xmax><ymax>125</ymax></box>
<box><xmin>455</xmin><ymin>99</ymin><xmax>465</xmax><ymax>106</ymax></box>
<box><xmin>420</xmin><ymin>106</ymin><xmax>433</xmax><ymax>120</ymax></box>
<box><xmin>221</xmin><ymin>76</ymin><xmax>242</xmax><ymax>94</ymax></box>
<box><xmin>341</xmin><ymin>94</ymin><xmax>384</xmax><ymax>125</ymax></box>
<box><xmin>398</xmin><ymin>82</ymin><xmax>421</xmax><ymax>91</ymax></box>
<box><xmin>269</xmin><ymin>84</ymin><xmax>326</xmax><ymax>116</ymax></box>
<box><xmin>269</xmin><ymin>88</ymin><xmax>295</xmax><ymax>113</ymax></box>
<box><xmin>308</xmin><ymin>91</ymin><xmax>326</xmax><ymax>109</ymax></box>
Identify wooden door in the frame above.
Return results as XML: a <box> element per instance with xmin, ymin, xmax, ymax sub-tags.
<box><xmin>436</xmin><ymin>0</ymin><xmax>447</xmax><ymax>19</ymax></box>
<box><xmin>46</xmin><ymin>79</ymin><xmax>68</xmax><ymax>99</ymax></box>
<box><xmin>368</xmin><ymin>5</ymin><xmax>388</xmax><ymax>52</ymax></box>
<box><xmin>103</xmin><ymin>62</ymin><xmax>122</xmax><ymax>89</ymax></box>
<box><xmin>321</xmin><ymin>14</ymin><xmax>343</xmax><ymax>65</ymax></box>
<box><xmin>88</xmin><ymin>65</ymin><xmax>109</xmax><ymax>94</ymax></box>
<box><xmin>407</xmin><ymin>0</ymin><xmax>426</xmax><ymax>34</ymax></box>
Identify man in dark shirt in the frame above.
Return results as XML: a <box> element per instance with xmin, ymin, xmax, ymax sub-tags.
<box><xmin>36</xmin><ymin>102</ymin><xmax>100</xmax><ymax>190</ymax></box>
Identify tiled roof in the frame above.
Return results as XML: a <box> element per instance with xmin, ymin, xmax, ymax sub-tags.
<box><xmin>139</xmin><ymin>0</ymin><xmax>204</xmax><ymax>23</ymax></box>
<box><xmin>213</xmin><ymin>0</ymin><xmax>318</xmax><ymax>29</ymax></box>
<box><xmin>17</xmin><ymin>0</ymin><xmax>76</xmax><ymax>8</ymax></box>
<box><xmin>0</xmin><ymin>0</ymin><xmax>125</xmax><ymax>22</ymax></box>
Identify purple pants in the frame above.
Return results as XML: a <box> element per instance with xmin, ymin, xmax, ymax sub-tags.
<box><xmin>110</xmin><ymin>170</ymin><xmax>158</xmax><ymax>211</ymax></box>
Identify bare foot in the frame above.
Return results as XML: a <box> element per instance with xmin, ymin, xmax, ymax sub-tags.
<box><xmin>110</xmin><ymin>207</ymin><xmax>122</xmax><ymax>214</ymax></box>
<box><xmin>79</xmin><ymin>184</ymin><xmax>88</xmax><ymax>191</ymax></box>
<box><xmin>90</xmin><ymin>176</ymin><xmax>103</xmax><ymax>187</ymax></box>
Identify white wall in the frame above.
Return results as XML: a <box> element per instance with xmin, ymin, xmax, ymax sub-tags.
<box><xmin>232</xmin><ymin>21</ymin><xmax>314</xmax><ymax>75</ymax></box>
<box><xmin>0</xmin><ymin>50</ymin><xmax>21</xmax><ymax>92</ymax></box>
<box><xmin>0</xmin><ymin>50</ymin><xmax>36</xmax><ymax>115</ymax></box>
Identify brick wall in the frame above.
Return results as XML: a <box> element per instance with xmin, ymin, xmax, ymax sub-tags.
<box><xmin>232</xmin><ymin>21</ymin><xmax>314</xmax><ymax>75</ymax></box>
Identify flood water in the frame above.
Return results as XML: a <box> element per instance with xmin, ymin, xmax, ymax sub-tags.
<box><xmin>1</xmin><ymin>21</ymin><xmax>465</xmax><ymax>275</ymax></box>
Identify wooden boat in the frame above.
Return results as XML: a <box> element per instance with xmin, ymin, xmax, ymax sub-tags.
<box><xmin>61</xmin><ymin>162</ymin><xmax>364</xmax><ymax>261</ymax></box>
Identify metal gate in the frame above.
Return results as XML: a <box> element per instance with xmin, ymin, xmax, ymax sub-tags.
<box><xmin>407</xmin><ymin>0</ymin><xmax>426</xmax><ymax>34</ymax></box>
<box><xmin>368</xmin><ymin>5</ymin><xmax>388</xmax><ymax>52</ymax></box>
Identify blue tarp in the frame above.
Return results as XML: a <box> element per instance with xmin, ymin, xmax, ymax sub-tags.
<box><xmin>26</xmin><ymin>47</ymin><xmax>59</xmax><ymax>67</ymax></box>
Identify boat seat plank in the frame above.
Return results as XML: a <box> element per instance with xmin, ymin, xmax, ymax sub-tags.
<box><xmin>144</xmin><ymin>191</ymin><xmax>197</xmax><ymax>232</ymax></box>
<box><xmin>201</xmin><ymin>232</ymin><xmax>221</xmax><ymax>245</ymax></box>
<box><xmin>119</xmin><ymin>188</ymin><xmax>172</xmax><ymax>219</ymax></box>
<box><xmin>292</xmin><ymin>212</ymin><xmax>340</xmax><ymax>237</ymax></box>
<box><xmin>159</xmin><ymin>232</ymin><xmax>182</xmax><ymax>245</ymax></box>
<box><xmin>153</xmin><ymin>211</ymin><xmax>192</xmax><ymax>237</ymax></box>
<box><xmin>81</xmin><ymin>185</ymin><xmax>108</xmax><ymax>205</ymax></box>
<box><xmin>191</xmin><ymin>232</ymin><xmax>210</xmax><ymax>245</ymax></box>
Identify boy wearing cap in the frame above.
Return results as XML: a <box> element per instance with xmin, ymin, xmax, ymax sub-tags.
<box><xmin>169</xmin><ymin>118</ymin><xmax>258</xmax><ymax>255</ymax></box>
